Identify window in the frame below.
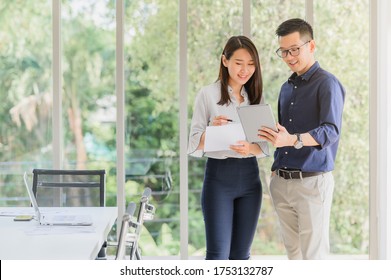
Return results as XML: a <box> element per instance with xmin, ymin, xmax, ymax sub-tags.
<box><xmin>0</xmin><ymin>0</ymin><xmax>371</xmax><ymax>258</ymax></box>
<box><xmin>0</xmin><ymin>0</ymin><xmax>52</xmax><ymax>206</ymax></box>
<box><xmin>125</xmin><ymin>0</ymin><xmax>180</xmax><ymax>256</ymax></box>
<box><xmin>61</xmin><ymin>1</ymin><xmax>116</xmax><ymax>174</ymax></box>
<box><xmin>314</xmin><ymin>0</ymin><xmax>369</xmax><ymax>255</ymax></box>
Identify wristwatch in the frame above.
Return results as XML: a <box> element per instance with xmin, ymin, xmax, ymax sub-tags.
<box><xmin>294</xmin><ymin>133</ymin><xmax>303</xmax><ymax>149</ymax></box>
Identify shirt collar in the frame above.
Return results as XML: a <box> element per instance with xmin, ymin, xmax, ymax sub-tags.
<box><xmin>288</xmin><ymin>61</ymin><xmax>320</xmax><ymax>84</ymax></box>
<box><xmin>228</xmin><ymin>85</ymin><xmax>248</xmax><ymax>101</ymax></box>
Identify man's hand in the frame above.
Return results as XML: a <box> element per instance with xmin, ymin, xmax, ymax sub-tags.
<box><xmin>258</xmin><ymin>123</ymin><xmax>295</xmax><ymax>148</ymax></box>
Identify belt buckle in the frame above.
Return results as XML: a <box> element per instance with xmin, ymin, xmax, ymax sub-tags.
<box><xmin>298</xmin><ymin>171</ymin><xmax>303</xmax><ymax>180</ymax></box>
<box><xmin>279</xmin><ymin>169</ymin><xmax>303</xmax><ymax>180</ymax></box>
<box><xmin>291</xmin><ymin>170</ymin><xmax>303</xmax><ymax>179</ymax></box>
<box><xmin>278</xmin><ymin>169</ymin><xmax>290</xmax><ymax>180</ymax></box>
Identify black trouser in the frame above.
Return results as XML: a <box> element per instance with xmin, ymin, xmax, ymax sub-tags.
<box><xmin>202</xmin><ymin>157</ymin><xmax>262</xmax><ymax>260</ymax></box>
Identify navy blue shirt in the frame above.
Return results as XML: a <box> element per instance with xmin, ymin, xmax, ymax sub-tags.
<box><xmin>272</xmin><ymin>61</ymin><xmax>345</xmax><ymax>172</ymax></box>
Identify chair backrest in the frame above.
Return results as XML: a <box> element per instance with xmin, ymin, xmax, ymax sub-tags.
<box><xmin>32</xmin><ymin>169</ymin><xmax>105</xmax><ymax>207</ymax></box>
<box><xmin>114</xmin><ymin>188</ymin><xmax>155</xmax><ymax>260</ymax></box>
<box><xmin>115</xmin><ymin>202</ymin><xmax>137</xmax><ymax>260</ymax></box>
<box><xmin>129</xmin><ymin>187</ymin><xmax>155</xmax><ymax>260</ymax></box>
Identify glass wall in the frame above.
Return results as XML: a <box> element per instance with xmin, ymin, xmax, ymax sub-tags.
<box><xmin>59</xmin><ymin>0</ymin><xmax>119</xmax><ymax>254</ymax></box>
<box><xmin>314</xmin><ymin>0</ymin><xmax>369</xmax><ymax>255</ymax></box>
<box><xmin>124</xmin><ymin>0</ymin><xmax>180</xmax><ymax>256</ymax></box>
<box><xmin>61</xmin><ymin>0</ymin><xmax>116</xmax><ymax>203</ymax></box>
<box><xmin>0</xmin><ymin>0</ymin><xmax>370</xmax><ymax>258</ymax></box>
<box><xmin>0</xmin><ymin>0</ymin><xmax>52</xmax><ymax>206</ymax></box>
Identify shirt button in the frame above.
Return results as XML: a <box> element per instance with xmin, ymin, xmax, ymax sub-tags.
<box><xmin>285</xmin><ymin>152</ymin><xmax>288</xmax><ymax>154</ymax></box>
<box><xmin>289</xmin><ymin>119</ymin><xmax>292</xmax><ymax>122</ymax></box>
<box><xmin>294</xmin><ymin>86</ymin><xmax>297</xmax><ymax>89</ymax></box>
<box><xmin>291</xmin><ymin>102</ymin><xmax>294</xmax><ymax>105</ymax></box>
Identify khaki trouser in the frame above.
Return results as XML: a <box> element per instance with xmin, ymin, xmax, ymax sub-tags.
<box><xmin>270</xmin><ymin>172</ymin><xmax>334</xmax><ymax>260</ymax></box>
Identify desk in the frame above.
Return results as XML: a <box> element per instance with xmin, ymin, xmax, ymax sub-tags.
<box><xmin>0</xmin><ymin>207</ymin><xmax>117</xmax><ymax>260</ymax></box>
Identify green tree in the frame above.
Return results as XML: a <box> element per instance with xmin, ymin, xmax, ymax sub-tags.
<box><xmin>0</xmin><ymin>0</ymin><xmax>370</xmax><ymax>256</ymax></box>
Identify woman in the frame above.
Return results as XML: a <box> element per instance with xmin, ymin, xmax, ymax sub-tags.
<box><xmin>188</xmin><ymin>35</ymin><xmax>268</xmax><ymax>260</ymax></box>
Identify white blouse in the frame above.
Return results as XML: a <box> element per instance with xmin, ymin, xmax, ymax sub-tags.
<box><xmin>187</xmin><ymin>81</ymin><xmax>269</xmax><ymax>159</ymax></box>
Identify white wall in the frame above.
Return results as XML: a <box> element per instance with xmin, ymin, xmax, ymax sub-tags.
<box><xmin>370</xmin><ymin>0</ymin><xmax>391</xmax><ymax>260</ymax></box>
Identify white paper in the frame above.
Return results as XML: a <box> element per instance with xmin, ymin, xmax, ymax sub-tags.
<box><xmin>0</xmin><ymin>208</ymin><xmax>69</xmax><ymax>217</ymax></box>
<box><xmin>204</xmin><ymin>123</ymin><xmax>246</xmax><ymax>152</ymax></box>
<box><xmin>0</xmin><ymin>209</ymin><xmax>35</xmax><ymax>216</ymax></box>
<box><xmin>24</xmin><ymin>226</ymin><xmax>96</xmax><ymax>235</ymax></box>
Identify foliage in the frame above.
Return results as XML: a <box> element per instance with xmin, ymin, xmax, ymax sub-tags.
<box><xmin>314</xmin><ymin>0</ymin><xmax>370</xmax><ymax>254</ymax></box>
<box><xmin>0</xmin><ymin>0</ymin><xmax>370</xmax><ymax>256</ymax></box>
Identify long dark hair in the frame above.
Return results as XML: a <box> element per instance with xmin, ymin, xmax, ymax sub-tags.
<box><xmin>217</xmin><ymin>35</ymin><xmax>263</xmax><ymax>105</ymax></box>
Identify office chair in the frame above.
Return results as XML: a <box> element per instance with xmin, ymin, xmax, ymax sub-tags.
<box><xmin>114</xmin><ymin>187</ymin><xmax>155</xmax><ymax>260</ymax></box>
<box><xmin>131</xmin><ymin>187</ymin><xmax>155</xmax><ymax>260</ymax></box>
<box><xmin>115</xmin><ymin>202</ymin><xmax>137</xmax><ymax>260</ymax></box>
<box><xmin>31</xmin><ymin>168</ymin><xmax>107</xmax><ymax>259</ymax></box>
<box><xmin>32</xmin><ymin>169</ymin><xmax>105</xmax><ymax>207</ymax></box>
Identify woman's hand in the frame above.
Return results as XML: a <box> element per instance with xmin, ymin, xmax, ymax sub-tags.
<box><xmin>230</xmin><ymin>141</ymin><xmax>250</xmax><ymax>156</ymax></box>
<box><xmin>212</xmin><ymin>115</ymin><xmax>232</xmax><ymax>126</ymax></box>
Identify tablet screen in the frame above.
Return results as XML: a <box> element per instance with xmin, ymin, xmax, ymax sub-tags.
<box><xmin>237</xmin><ymin>104</ymin><xmax>277</xmax><ymax>143</ymax></box>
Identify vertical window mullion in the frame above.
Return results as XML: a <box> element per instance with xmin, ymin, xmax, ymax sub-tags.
<box><xmin>243</xmin><ymin>0</ymin><xmax>251</xmax><ymax>37</ymax></box>
<box><xmin>179</xmin><ymin>0</ymin><xmax>189</xmax><ymax>260</ymax></box>
<box><xmin>116</xmin><ymin>0</ymin><xmax>126</xmax><ymax>235</ymax></box>
<box><xmin>305</xmin><ymin>0</ymin><xmax>314</xmax><ymax>26</ymax></box>
<box><xmin>52</xmin><ymin>0</ymin><xmax>62</xmax><ymax>169</ymax></box>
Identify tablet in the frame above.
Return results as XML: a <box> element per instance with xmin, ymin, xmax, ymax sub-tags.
<box><xmin>237</xmin><ymin>104</ymin><xmax>278</xmax><ymax>143</ymax></box>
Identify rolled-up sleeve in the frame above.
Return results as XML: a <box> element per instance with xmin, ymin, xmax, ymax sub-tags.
<box><xmin>188</xmin><ymin>89</ymin><xmax>209</xmax><ymax>157</ymax></box>
<box><xmin>308</xmin><ymin>76</ymin><xmax>345</xmax><ymax>149</ymax></box>
<box><xmin>256</xmin><ymin>141</ymin><xmax>270</xmax><ymax>158</ymax></box>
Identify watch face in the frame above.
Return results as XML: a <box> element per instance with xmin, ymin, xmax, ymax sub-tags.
<box><xmin>294</xmin><ymin>141</ymin><xmax>303</xmax><ymax>149</ymax></box>
<box><xmin>294</xmin><ymin>134</ymin><xmax>303</xmax><ymax>149</ymax></box>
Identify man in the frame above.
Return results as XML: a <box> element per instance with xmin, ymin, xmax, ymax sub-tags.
<box><xmin>259</xmin><ymin>18</ymin><xmax>345</xmax><ymax>259</ymax></box>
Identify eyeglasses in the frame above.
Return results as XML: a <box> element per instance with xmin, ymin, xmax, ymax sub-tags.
<box><xmin>275</xmin><ymin>41</ymin><xmax>311</xmax><ymax>58</ymax></box>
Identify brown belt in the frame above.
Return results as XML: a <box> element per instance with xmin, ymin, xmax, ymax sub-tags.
<box><xmin>276</xmin><ymin>169</ymin><xmax>324</xmax><ymax>180</ymax></box>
